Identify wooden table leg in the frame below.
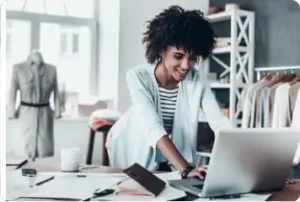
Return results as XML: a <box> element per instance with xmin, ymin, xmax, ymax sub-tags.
<box><xmin>86</xmin><ymin>129</ymin><xmax>95</xmax><ymax>165</ymax></box>
<box><xmin>102</xmin><ymin>131</ymin><xmax>109</xmax><ymax>166</ymax></box>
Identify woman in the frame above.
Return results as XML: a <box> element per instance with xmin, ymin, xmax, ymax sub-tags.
<box><xmin>106</xmin><ymin>5</ymin><xmax>232</xmax><ymax>178</ymax></box>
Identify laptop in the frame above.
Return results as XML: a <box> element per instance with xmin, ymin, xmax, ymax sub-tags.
<box><xmin>168</xmin><ymin>128</ymin><xmax>300</xmax><ymax>198</ymax></box>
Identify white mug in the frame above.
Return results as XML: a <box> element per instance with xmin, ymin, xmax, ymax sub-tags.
<box><xmin>60</xmin><ymin>147</ymin><xmax>83</xmax><ymax>172</ymax></box>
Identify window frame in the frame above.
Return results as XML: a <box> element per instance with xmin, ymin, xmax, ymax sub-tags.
<box><xmin>6</xmin><ymin>0</ymin><xmax>99</xmax><ymax>95</ymax></box>
<box><xmin>59</xmin><ymin>26</ymin><xmax>80</xmax><ymax>57</ymax></box>
<box><xmin>6</xmin><ymin>20</ymin><xmax>12</xmax><ymax>56</ymax></box>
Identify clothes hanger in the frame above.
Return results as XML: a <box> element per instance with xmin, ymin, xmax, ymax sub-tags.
<box><xmin>260</xmin><ymin>71</ymin><xmax>272</xmax><ymax>81</ymax></box>
<box><xmin>289</xmin><ymin>70</ymin><xmax>300</xmax><ymax>85</ymax></box>
<box><xmin>282</xmin><ymin>70</ymin><xmax>296</xmax><ymax>82</ymax></box>
<box><xmin>267</xmin><ymin>71</ymin><xmax>286</xmax><ymax>86</ymax></box>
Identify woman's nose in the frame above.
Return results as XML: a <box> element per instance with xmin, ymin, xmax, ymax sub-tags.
<box><xmin>181</xmin><ymin>59</ymin><xmax>190</xmax><ymax>70</ymax></box>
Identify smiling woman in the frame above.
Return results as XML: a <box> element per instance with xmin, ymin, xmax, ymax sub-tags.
<box><xmin>101</xmin><ymin>5</ymin><xmax>232</xmax><ymax>177</ymax></box>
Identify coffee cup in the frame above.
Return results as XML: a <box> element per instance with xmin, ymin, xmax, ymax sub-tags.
<box><xmin>61</xmin><ymin>147</ymin><xmax>83</xmax><ymax>172</ymax></box>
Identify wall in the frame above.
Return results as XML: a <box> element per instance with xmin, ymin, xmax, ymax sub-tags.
<box><xmin>210</xmin><ymin>0</ymin><xmax>300</xmax><ymax>67</ymax></box>
<box><xmin>97</xmin><ymin>0</ymin><xmax>120</xmax><ymax>103</ymax></box>
<box><xmin>117</xmin><ymin>0</ymin><xmax>209</xmax><ymax>113</ymax></box>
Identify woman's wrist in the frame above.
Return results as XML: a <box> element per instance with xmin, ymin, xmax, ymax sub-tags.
<box><xmin>180</xmin><ymin>164</ymin><xmax>195</xmax><ymax>178</ymax></box>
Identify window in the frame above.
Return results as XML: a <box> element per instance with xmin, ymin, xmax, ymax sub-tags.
<box><xmin>60</xmin><ymin>33</ymin><xmax>67</xmax><ymax>53</ymax></box>
<box><xmin>6</xmin><ymin>20</ymin><xmax>31</xmax><ymax>103</ymax></box>
<box><xmin>6</xmin><ymin>34</ymin><xmax>11</xmax><ymax>54</ymax></box>
<box><xmin>6</xmin><ymin>20</ymin><xmax>13</xmax><ymax>55</ymax></box>
<box><xmin>72</xmin><ymin>34</ymin><xmax>79</xmax><ymax>53</ymax></box>
<box><xmin>59</xmin><ymin>27</ymin><xmax>80</xmax><ymax>56</ymax></box>
<box><xmin>40</xmin><ymin>23</ymin><xmax>91</xmax><ymax>97</ymax></box>
<box><xmin>6</xmin><ymin>0</ymin><xmax>95</xmax><ymax>18</ymax></box>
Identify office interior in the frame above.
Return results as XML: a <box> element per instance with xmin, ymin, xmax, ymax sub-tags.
<box><xmin>3</xmin><ymin>0</ymin><xmax>300</xmax><ymax>200</ymax></box>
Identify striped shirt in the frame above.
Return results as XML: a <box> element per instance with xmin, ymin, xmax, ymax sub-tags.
<box><xmin>159</xmin><ymin>86</ymin><xmax>179</xmax><ymax>135</ymax></box>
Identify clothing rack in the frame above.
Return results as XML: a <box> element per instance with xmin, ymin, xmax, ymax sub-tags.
<box><xmin>255</xmin><ymin>66</ymin><xmax>300</xmax><ymax>81</ymax></box>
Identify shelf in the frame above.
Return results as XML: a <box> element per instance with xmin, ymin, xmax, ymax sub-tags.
<box><xmin>210</xmin><ymin>83</ymin><xmax>231</xmax><ymax>89</ymax></box>
<box><xmin>207</xmin><ymin>9</ymin><xmax>254</xmax><ymax>23</ymax></box>
<box><xmin>207</xmin><ymin>10</ymin><xmax>232</xmax><ymax>23</ymax></box>
<box><xmin>212</xmin><ymin>46</ymin><xmax>248</xmax><ymax>54</ymax></box>
<box><xmin>209</xmin><ymin>83</ymin><xmax>245</xmax><ymax>89</ymax></box>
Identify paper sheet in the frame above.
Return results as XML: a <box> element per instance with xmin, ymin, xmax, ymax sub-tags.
<box><xmin>6</xmin><ymin>170</ymin><xmax>54</xmax><ymax>201</ymax></box>
<box><xmin>98</xmin><ymin>186</ymin><xmax>186</xmax><ymax>201</ymax></box>
<box><xmin>21</xmin><ymin>172</ymin><xmax>186</xmax><ymax>201</ymax></box>
<box><xmin>195</xmin><ymin>193</ymin><xmax>271</xmax><ymax>201</ymax></box>
<box><xmin>38</xmin><ymin>171</ymin><xmax>127</xmax><ymax>177</ymax></box>
<box><xmin>155</xmin><ymin>171</ymin><xmax>181</xmax><ymax>182</ymax></box>
<box><xmin>23</xmin><ymin>176</ymin><xmax>123</xmax><ymax>200</ymax></box>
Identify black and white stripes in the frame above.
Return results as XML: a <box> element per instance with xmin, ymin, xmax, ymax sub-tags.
<box><xmin>159</xmin><ymin>87</ymin><xmax>179</xmax><ymax>135</ymax></box>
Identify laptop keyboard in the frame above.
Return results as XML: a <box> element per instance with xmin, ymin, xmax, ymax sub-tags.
<box><xmin>193</xmin><ymin>184</ymin><xmax>204</xmax><ymax>189</ymax></box>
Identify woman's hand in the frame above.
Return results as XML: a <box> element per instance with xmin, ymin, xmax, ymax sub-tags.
<box><xmin>286</xmin><ymin>178</ymin><xmax>295</xmax><ymax>185</ymax></box>
<box><xmin>187</xmin><ymin>165</ymin><xmax>208</xmax><ymax>180</ymax></box>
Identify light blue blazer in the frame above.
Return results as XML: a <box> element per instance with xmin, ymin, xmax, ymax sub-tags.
<box><xmin>109</xmin><ymin>64</ymin><xmax>232</xmax><ymax>170</ymax></box>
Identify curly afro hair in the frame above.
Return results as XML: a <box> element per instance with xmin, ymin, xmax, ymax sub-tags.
<box><xmin>142</xmin><ymin>5</ymin><xmax>216</xmax><ymax>64</ymax></box>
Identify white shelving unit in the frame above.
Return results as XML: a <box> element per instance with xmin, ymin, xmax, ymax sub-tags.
<box><xmin>204</xmin><ymin>9</ymin><xmax>255</xmax><ymax>126</ymax></box>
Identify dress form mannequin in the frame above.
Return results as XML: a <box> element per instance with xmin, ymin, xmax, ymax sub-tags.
<box><xmin>8</xmin><ymin>50</ymin><xmax>61</xmax><ymax>160</ymax></box>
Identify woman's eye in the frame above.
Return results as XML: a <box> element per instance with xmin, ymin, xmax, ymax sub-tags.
<box><xmin>174</xmin><ymin>55</ymin><xmax>183</xmax><ymax>60</ymax></box>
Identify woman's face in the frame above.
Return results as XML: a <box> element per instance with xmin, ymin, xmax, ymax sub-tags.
<box><xmin>160</xmin><ymin>46</ymin><xmax>198</xmax><ymax>82</ymax></box>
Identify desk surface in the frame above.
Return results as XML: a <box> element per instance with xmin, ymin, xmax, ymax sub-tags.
<box><xmin>7</xmin><ymin>162</ymin><xmax>300</xmax><ymax>201</ymax></box>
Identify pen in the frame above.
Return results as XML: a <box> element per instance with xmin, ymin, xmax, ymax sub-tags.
<box><xmin>15</xmin><ymin>159</ymin><xmax>28</xmax><ymax>170</ymax></box>
<box><xmin>80</xmin><ymin>176</ymin><xmax>130</xmax><ymax>201</ymax></box>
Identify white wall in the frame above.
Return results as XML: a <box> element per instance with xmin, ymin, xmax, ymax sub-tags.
<box><xmin>97</xmin><ymin>0</ymin><xmax>120</xmax><ymax>106</ymax></box>
<box><xmin>117</xmin><ymin>0</ymin><xmax>209</xmax><ymax>113</ymax></box>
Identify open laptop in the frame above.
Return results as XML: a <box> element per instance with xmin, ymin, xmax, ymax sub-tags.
<box><xmin>168</xmin><ymin>128</ymin><xmax>300</xmax><ymax>198</ymax></box>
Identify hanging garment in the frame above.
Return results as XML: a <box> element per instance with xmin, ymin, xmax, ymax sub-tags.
<box><xmin>250</xmin><ymin>81</ymin><xmax>271</xmax><ymax>128</ymax></box>
<box><xmin>264</xmin><ymin>82</ymin><xmax>282</xmax><ymax>127</ymax></box>
<box><xmin>256</xmin><ymin>86</ymin><xmax>269</xmax><ymax>128</ymax></box>
<box><xmin>241</xmin><ymin>79</ymin><xmax>267</xmax><ymax>128</ymax></box>
<box><xmin>291</xmin><ymin>89</ymin><xmax>300</xmax><ymax>165</ymax></box>
<box><xmin>289</xmin><ymin>82</ymin><xmax>300</xmax><ymax>121</ymax></box>
<box><xmin>271</xmin><ymin>83</ymin><xmax>291</xmax><ymax>128</ymax></box>
<box><xmin>291</xmin><ymin>89</ymin><xmax>300</xmax><ymax>128</ymax></box>
<box><xmin>7</xmin><ymin>60</ymin><xmax>60</xmax><ymax>159</ymax></box>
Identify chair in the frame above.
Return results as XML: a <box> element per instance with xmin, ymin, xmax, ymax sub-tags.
<box><xmin>86</xmin><ymin>109</ymin><xmax>121</xmax><ymax>166</ymax></box>
<box><xmin>86</xmin><ymin>125</ymin><xmax>113</xmax><ymax>166</ymax></box>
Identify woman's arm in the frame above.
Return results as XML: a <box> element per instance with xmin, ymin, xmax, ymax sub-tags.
<box><xmin>157</xmin><ymin>136</ymin><xmax>207</xmax><ymax>178</ymax></box>
<box><xmin>157</xmin><ymin>136</ymin><xmax>189</xmax><ymax>171</ymax></box>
